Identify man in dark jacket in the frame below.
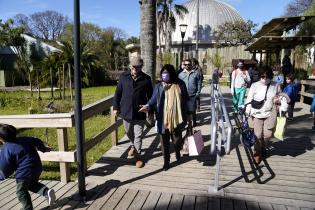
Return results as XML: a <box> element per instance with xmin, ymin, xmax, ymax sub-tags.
<box><xmin>113</xmin><ymin>56</ymin><xmax>153</xmax><ymax>168</ymax></box>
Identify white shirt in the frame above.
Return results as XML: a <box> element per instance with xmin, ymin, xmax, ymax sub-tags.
<box><xmin>245</xmin><ymin>80</ymin><xmax>281</xmax><ymax>118</ymax></box>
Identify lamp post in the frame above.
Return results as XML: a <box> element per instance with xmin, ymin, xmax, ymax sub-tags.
<box><xmin>179</xmin><ymin>24</ymin><xmax>188</xmax><ymax>62</ymax></box>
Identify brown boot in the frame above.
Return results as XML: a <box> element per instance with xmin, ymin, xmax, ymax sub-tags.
<box><xmin>135</xmin><ymin>156</ymin><xmax>144</xmax><ymax>168</ymax></box>
<box><xmin>253</xmin><ymin>140</ymin><xmax>262</xmax><ymax>164</ymax></box>
<box><xmin>128</xmin><ymin>146</ymin><xmax>135</xmax><ymax>157</ymax></box>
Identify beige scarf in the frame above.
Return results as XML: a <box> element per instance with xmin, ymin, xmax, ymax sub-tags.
<box><xmin>163</xmin><ymin>83</ymin><xmax>183</xmax><ymax>132</ymax></box>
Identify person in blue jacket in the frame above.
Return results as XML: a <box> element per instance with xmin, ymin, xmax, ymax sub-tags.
<box><xmin>0</xmin><ymin>124</ymin><xmax>55</xmax><ymax>209</ymax></box>
<box><xmin>283</xmin><ymin>73</ymin><xmax>299</xmax><ymax>120</ymax></box>
<box><xmin>310</xmin><ymin>94</ymin><xmax>315</xmax><ymax>130</ymax></box>
<box><xmin>139</xmin><ymin>64</ymin><xmax>190</xmax><ymax>171</ymax></box>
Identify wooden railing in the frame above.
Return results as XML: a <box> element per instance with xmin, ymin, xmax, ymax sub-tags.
<box><xmin>0</xmin><ymin>95</ymin><xmax>123</xmax><ymax>183</ymax></box>
<box><xmin>300</xmin><ymin>80</ymin><xmax>315</xmax><ymax>103</ymax></box>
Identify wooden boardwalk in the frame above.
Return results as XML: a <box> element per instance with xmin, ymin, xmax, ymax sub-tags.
<box><xmin>1</xmin><ymin>86</ymin><xmax>315</xmax><ymax>210</ymax></box>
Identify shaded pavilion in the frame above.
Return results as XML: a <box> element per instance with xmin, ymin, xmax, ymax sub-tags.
<box><xmin>245</xmin><ymin>16</ymin><xmax>315</xmax><ymax>67</ymax></box>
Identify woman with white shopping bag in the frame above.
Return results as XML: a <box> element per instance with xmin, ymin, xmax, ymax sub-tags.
<box><xmin>245</xmin><ymin>66</ymin><xmax>281</xmax><ymax>164</ymax></box>
<box><xmin>139</xmin><ymin>64</ymin><xmax>191</xmax><ymax>171</ymax></box>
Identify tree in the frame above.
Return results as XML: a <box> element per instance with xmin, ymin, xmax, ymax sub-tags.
<box><xmin>298</xmin><ymin>2</ymin><xmax>315</xmax><ymax>36</ymax></box>
<box><xmin>157</xmin><ymin>0</ymin><xmax>188</xmax><ymax>52</ymax></box>
<box><xmin>140</xmin><ymin>0</ymin><xmax>157</xmax><ymax>83</ymax></box>
<box><xmin>30</xmin><ymin>10</ymin><xmax>68</xmax><ymax>40</ymax></box>
<box><xmin>0</xmin><ymin>19</ymin><xmax>33</xmax><ymax>97</ymax></box>
<box><xmin>12</xmin><ymin>14</ymin><xmax>32</xmax><ymax>34</ymax></box>
<box><xmin>285</xmin><ymin>0</ymin><xmax>314</xmax><ymax>16</ymax></box>
<box><xmin>29</xmin><ymin>43</ymin><xmax>46</xmax><ymax>100</ymax></box>
<box><xmin>215</xmin><ymin>20</ymin><xmax>257</xmax><ymax>46</ymax></box>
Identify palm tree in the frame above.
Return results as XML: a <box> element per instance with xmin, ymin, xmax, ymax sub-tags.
<box><xmin>42</xmin><ymin>51</ymin><xmax>61</xmax><ymax>99</ymax></box>
<box><xmin>157</xmin><ymin>0</ymin><xmax>188</xmax><ymax>52</ymax></box>
<box><xmin>140</xmin><ymin>0</ymin><xmax>157</xmax><ymax>83</ymax></box>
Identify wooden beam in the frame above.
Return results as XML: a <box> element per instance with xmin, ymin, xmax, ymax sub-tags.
<box><xmin>0</xmin><ymin>113</ymin><xmax>74</xmax><ymax>128</ymax></box>
<box><xmin>57</xmin><ymin>128</ymin><xmax>71</xmax><ymax>183</ymax></box>
<box><xmin>70</xmin><ymin>96</ymin><xmax>114</xmax><ymax>121</ymax></box>
<box><xmin>38</xmin><ymin>151</ymin><xmax>76</xmax><ymax>162</ymax></box>
<box><xmin>83</xmin><ymin>119</ymin><xmax>123</xmax><ymax>152</ymax></box>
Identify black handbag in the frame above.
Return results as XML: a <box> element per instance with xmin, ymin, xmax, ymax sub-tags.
<box><xmin>251</xmin><ymin>84</ymin><xmax>270</xmax><ymax>109</ymax></box>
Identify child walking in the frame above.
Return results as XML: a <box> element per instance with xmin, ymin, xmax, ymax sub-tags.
<box><xmin>283</xmin><ymin>73</ymin><xmax>299</xmax><ymax>121</ymax></box>
<box><xmin>0</xmin><ymin>124</ymin><xmax>55</xmax><ymax>210</ymax></box>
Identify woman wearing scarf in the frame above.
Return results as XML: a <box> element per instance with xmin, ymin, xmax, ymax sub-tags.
<box><xmin>139</xmin><ymin>64</ymin><xmax>190</xmax><ymax>170</ymax></box>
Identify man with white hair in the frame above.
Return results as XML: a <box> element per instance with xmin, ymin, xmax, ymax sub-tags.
<box><xmin>113</xmin><ymin>56</ymin><xmax>153</xmax><ymax>168</ymax></box>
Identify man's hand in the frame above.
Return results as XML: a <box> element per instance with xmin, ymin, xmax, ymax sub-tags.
<box><xmin>113</xmin><ymin>109</ymin><xmax>120</xmax><ymax>117</ymax></box>
<box><xmin>139</xmin><ymin>105</ymin><xmax>149</xmax><ymax>113</ymax></box>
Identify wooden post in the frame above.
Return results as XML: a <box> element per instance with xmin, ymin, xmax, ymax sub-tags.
<box><xmin>300</xmin><ymin>83</ymin><xmax>305</xmax><ymax>103</ymax></box>
<box><xmin>57</xmin><ymin>128</ymin><xmax>70</xmax><ymax>183</ymax></box>
<box><xmin>111</xmin><ymin>107</ymin><xmax>118</xmax><ymax>146</ymax></box>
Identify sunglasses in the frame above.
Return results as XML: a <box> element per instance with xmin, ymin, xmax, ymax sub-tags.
<box><xmin>184</xmin><ymin>63</ymin><xmax>191</xmax><ymax>66</ymax></box>
<box><xmin>132</xmin><ymin>65</ymin><xmax>142</xmax><ymax>69</ymax></box>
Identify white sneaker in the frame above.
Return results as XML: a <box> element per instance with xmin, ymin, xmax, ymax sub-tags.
<box><xmin>47</xmin><ymin>189</ymin><xmax>56</xmax><ymax>205</ymax></box>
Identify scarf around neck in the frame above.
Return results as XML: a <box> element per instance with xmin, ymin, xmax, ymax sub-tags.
<box><xmin>163</xmin><ymin>83</ymin><xmax>183</xmax><ymax>132</ymax></box>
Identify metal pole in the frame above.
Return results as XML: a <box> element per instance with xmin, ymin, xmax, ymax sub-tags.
<box><xmin>74</xmin><ymin>0</ymin><xmax>86</xmax><ymax>198</ymax></box>
<box><xmin>181</xmin><ymin>36</ymin><xmax>184</xmax><ymax>62</ymax></box>
<box><xmin>195</xmin><ymin>0</ymin><xmax>199</xmax><ymax>57</ymax></box>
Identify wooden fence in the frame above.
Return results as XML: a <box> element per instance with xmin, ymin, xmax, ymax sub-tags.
<box><xmin>0</xmin><ymin>95</ymin><xmax>122</xmax><ymax>183</ymax></box>
<box><xmin>300</xmin><ymin>79</ymin><xmax>315</xmax><ymax>103</ymax></box>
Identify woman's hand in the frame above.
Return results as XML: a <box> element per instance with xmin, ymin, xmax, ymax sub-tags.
<box><xmin>273</xmin><ymin>96</ymin><xmax>280</xmax><ymax>105</ymax></box>
<box><xmin>139</xmin><ymin>105</ymin><xmax>149</xmax><ymax>113</ymax></box>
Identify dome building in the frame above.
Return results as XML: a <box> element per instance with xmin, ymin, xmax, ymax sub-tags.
<box><xmin>171</xmin><ymin>0</ymin><xmax>244</xmax><ymax>52</ymax></box>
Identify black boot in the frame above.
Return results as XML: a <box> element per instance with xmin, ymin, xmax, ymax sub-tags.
<box><xmin>175</xmin><ymin>151</ymin><xmax>181</xmax><ymax>162</ymax></box>
<box><xmin>163</xmin><ymin>157</ymin><xmax>170</xmax><ymax>171</ymax></box>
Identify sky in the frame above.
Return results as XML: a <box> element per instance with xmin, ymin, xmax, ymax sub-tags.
<box><xmin>0</xmin><ymin>0</ymin><xmax>291</xmax><ymax>37</ymax></box>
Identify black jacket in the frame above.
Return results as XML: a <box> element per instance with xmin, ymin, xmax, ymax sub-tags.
<box><xmin>113</xmin><ymin>71</ymin><xmax>153</xmax><ymax>120</ymax></box>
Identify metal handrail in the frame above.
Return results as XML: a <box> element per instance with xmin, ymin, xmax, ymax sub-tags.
<box><xmin>208</xmin><ymin>80</ymin><xmax>232</xmax><ymax>194</ymax></box>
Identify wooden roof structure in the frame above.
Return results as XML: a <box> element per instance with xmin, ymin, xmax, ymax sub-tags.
<box><xmin>253</xmin><ymin>16</ymin><xmax>315</xmax><ymax>38</ymax></box>
<box><xmin>245</xmin><ymin>16</ymin><xmax>315</xmax><ymax>52</ymax></box>
<box><xmin>245</xmin><ymin>36</ymin><xmax>315</xmax><ymax>52</ymax></box>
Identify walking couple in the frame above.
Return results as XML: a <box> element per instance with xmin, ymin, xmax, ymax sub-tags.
<box><xmin>113</xmin><ymin>57</ymin><xmax>191</xmax><ymax>170</ymax></box>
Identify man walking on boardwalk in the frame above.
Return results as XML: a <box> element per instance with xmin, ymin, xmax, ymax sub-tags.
<box><xmin>113</xmin><ymin>56</ymin><xmax>153</xmax><ymax>168</ymax></box>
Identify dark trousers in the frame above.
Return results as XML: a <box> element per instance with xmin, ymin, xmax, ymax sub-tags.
<box><xmin>160</xmin><ymin>128</ymin><xmax>182</xmax><ymax>163</ymax></box>
<box><xmin>287</xmin><ymin>101</ymin><xmax>295</xmax><ymax>118</ymax></box>
<box><xmin>16</xmin><ymin>179</ymin><xmax>47</xmax><ymax>210</ymax></box>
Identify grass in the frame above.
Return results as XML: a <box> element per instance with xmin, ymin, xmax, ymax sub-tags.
<box><xmin>0</xmin><ymin>86</ymin><xmax>125</xmax><ymax>180</ymax></box>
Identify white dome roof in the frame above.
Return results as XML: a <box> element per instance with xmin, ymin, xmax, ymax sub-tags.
<box><xmin>172</xmin><ymin>0</ymin><xmax>244</xmax><ymax>43</ymax></box>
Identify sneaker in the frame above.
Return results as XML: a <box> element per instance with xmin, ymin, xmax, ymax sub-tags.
<box><xmin>46</xmin><ymin>189</ymin><xmax>56</xmax><ymax>206</ymax></box>
<box><xmin>287</xmin><ymin>117</ymin><xmax>293</xmax><ymax>121</ymax></box>
<box><xmin>128</xmin><ymin>147</ymin><xmax>135</xmax><ymax>157</ymax></box>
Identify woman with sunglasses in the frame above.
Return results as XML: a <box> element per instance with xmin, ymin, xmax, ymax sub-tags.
<box><xmin>139</xmin><ymin>64</ymin><xmax>190</xmax><ymax>170</ymax></box>
<box><xmin>245</xmin><ymin>66</ymin><xmax>281</xmax><ymax>164</ymax></box>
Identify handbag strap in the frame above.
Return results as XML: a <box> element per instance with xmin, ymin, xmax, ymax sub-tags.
<box><xmin>264</xmin><ymin>84</ymin><xmax>270</xmax><ymax>101</ymax></box>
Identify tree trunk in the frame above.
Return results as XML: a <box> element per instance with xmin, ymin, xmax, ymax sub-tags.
<box><xmin>164</xmin><ymin>2</ymin><xmax>172</xmax><ymax>53</ymax></box>
<box><xmin>156</xmin><ymin>2</ymin><xmax>163</xmax><ymax>68</ymax></box>
<box><xmin>62</xmin><ymin>63</ymin><xmax>65</xmax><ymax>100</ymax></box>
<box><xmin>58</xmin><ymin>67</ymin><xmax>61</xmax><ymax>99</ymax></box>
<box><xmin>50</xmin><ymin>67</ymin><xmax>54</xmax><ymax>99</ymax></box>
<box><xmin>36</xmin><ymin>68</ymin><xmax>41</xmax><ymax>100</ymax></box>
<box><xmin>68</xmin><ymin>63</ymin><xmax>73</xmax><ymax>101</ymax></box>
<box><xmin>28</xmin><ymin>69</ymin><xmax>33</xmax><ymax>98</ymax></box>
<box><xmin>140</xmin><ymin>0</ymin><xmax>157</xmax><ymax>84</ymax></box>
